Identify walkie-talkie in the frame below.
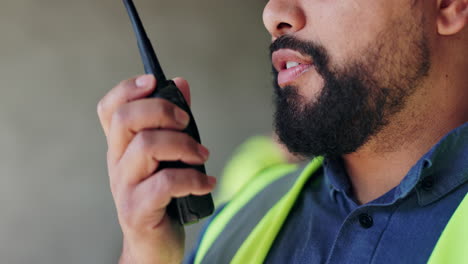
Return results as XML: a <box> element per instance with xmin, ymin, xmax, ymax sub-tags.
<box><xmin>123</xmin><ymin>0</ymin><xmax>214</xmax><ymax>225</ymax></box>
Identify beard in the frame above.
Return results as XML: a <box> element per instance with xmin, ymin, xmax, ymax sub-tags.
<box><xmin>271</xmin><ymin>17</ymin><xmax>430</xmax><ymax>159</ymax></box>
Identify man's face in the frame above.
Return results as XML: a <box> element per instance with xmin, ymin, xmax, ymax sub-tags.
<box><xmin>264</xmin><ymin>0</ymin><xmax>431</xmax><ymax>158</ymax></box>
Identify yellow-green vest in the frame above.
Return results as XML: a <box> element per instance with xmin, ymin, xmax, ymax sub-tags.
<box><xmin>196</xmin><ymin>158</ymin><xmax>468</xmax><ymax>264</ymax></box>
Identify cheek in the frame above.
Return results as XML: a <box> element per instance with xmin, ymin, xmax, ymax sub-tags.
<box><xmin>297</xmin><ymin>0</ymin><xmax>396</xmax><ymax>66</ymax></box>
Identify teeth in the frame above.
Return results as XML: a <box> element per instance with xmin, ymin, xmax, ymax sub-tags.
<box><xmin>286</xmin><ymin>61</ymin><xmax>300</xmax><ymax>69</ymax></box>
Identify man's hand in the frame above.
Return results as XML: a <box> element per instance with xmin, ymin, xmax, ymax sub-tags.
<box><xmin>97</xmin><ymin>75</ymin><xmax>216</xmax><ymax>264</ymax></box>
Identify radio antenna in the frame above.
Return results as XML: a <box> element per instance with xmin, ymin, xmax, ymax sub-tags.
<box><xmin>123</xmin><ymin>0</ymin><xmax>167</xmax><ymax>83</ymax></box>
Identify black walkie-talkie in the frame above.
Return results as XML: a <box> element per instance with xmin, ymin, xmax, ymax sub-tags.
<box><xmin>123</xmin><ymin>0</ymin><xmax>214</xmax><ymax>225</ymax></box>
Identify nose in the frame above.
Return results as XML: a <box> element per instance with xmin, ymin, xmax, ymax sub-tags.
<box><xmin>263</xmin><ymin>0</ymin><xmax>306</xmax><ymax>39</ymax></box>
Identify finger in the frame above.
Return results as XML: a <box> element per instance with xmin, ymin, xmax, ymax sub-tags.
<box><xmin>107</xmin><ymin>98</ymin><xmax>190</xmax><ymax>163</ymax></box>
<box><xmin>117</xmin><ymin>130</ymin><xmax>210</xmax><ymax>185</ymax></box>
<box><xmin>173</xmin><ymin>77</ymin><xmax>191</xmax><ymax>106</ymax></box>
<box><xmin>97</xmin><ymin>75</ymin><xmax>156</xmax><ymax>137</ymax></box>
<box><xmin>136</xmin><ymin>169</ymin><xmax>216</xmax><ymax>211</ymax></box>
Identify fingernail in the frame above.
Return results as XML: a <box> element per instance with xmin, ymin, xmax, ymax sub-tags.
<box><xmin>207</xmin><ymin>176</ymin><xmax>217</xmax><ymax>186</ymax></box>
<box><xmin>198</xmin><ymin>145</ymin><xmax>210</xmax><ymax>160</ymax></box>
<box><xmin>174</xmin><ymin>108</ymin><xmax>190</xmax><ymax>126</ymax></box>
<box><xmin>136</xmin><ymin>74</ymin><xmax>154</xmax><ymax>88</ymax></box>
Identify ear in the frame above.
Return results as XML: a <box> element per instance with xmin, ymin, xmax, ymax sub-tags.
<box><xmin>437</xmin><ymin>0</ymin><xmax>468</xmax><ymax>35</ymax></box>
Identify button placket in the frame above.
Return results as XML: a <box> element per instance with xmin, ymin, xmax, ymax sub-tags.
<box><xmin>359</xmin><ymin>213</ymin><xmax>374</xmax><ymax>229</ymax></box>
<box><xmin>326</xmin><ymin>207</ymin><xmax>389</xmax><ymax>264</ymax></box>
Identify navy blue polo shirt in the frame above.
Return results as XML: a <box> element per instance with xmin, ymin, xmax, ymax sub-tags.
<box><xmin>187</xmin><ymin>122</ymin><xmax>468</xmax><ymax>263</ymax></box>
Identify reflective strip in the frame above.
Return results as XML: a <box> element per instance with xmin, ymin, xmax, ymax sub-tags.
<box><xmin>197</xmin><ymin>157</ymin><xmax>465</xmax><ymax>264</ymax></box>
<box><xmin>231</xmin><ymin>158</ymin><xmax>323</xmax><ymax>264</ymax></box>
<box><xmin>428</xmin><ymin>193</ymin><xmax>468</xmax><ymax>264</ymax></box>
<box><xmin>195</xmin><ymin>158</ymin><xmax>323</xmax><ymax>264</ymax></box>
<box><xmin>217</xmin><ymin>136</ymin><xmax>287</xmax><ymax>204</ymax></box>
<box><xmin>194</xmin><ymin>163</ymin><xmax>299</xmax><ymax>264</ymax></box>
<box><xmin>203</xmin><ymin>166</ymin><xmax>302</xmax><ymax>263</ymax></box>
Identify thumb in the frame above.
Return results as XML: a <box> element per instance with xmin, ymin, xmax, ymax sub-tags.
<box><xmin>172</xmin><ymin>77</ymin><xmax>191</xmax><ymax>107</ymax></box>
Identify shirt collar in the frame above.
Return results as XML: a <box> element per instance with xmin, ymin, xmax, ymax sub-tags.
<box><xmin>324</xmin><ymin>122</ymin><xmax>468</xmax><ymax>206</ymax></box>
<box><xmin>412</xmin><ymin>122</ymin><xmax>468</xmax><ymax>206</ymax></box>
<box><xmin>323</xmin><ymin>158</ymin><xmax>353</xmax><ymax>203</ymax></box>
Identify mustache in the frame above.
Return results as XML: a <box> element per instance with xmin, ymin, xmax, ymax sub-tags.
<box><xmin>269</xmin><ymin>35</ymin><xmax>329</xmax><ymax>72</ymax></box>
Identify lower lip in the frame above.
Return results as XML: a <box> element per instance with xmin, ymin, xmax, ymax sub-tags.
<box><xmin>278</xmin><ymin>64</ymin><xmax>313</xmax><ymax>87</ymax></box>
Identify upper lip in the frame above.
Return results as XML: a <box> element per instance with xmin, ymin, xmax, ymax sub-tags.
<box><xmin>272</xmin><ymin>49</ymin><xmax>313</xmax><ymax>72</ymax></box>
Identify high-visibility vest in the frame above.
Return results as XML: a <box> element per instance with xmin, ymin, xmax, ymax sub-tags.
<box><xmin>195</xmin><ymin>158</ymin><xmax>468</xmax><ymax>264</ymax></box>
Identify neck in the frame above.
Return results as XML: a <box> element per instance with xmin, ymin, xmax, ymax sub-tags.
<box><xmin>342</xmin><ymin>65</ymin><xmax>468</xmax><ymax>204</ymax></box>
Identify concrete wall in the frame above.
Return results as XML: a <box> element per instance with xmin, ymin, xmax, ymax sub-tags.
<box><xmin>0</xmin><ymin>0</ymin><xmax>272</xmax><ymax>263</ymax></box>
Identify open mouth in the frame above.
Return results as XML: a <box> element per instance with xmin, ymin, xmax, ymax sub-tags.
<box><xmin>272</xmin><ymin>49</ymin><xmax>313</xmax><ymax>87</ymax></box>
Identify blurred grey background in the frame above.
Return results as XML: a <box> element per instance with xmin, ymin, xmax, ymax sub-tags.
<box><xmin>0</xmin><ymin>0</ymin><xmax>272</xmax><ymax>263</ymax></box>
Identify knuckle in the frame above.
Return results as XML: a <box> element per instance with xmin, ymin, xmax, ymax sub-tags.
<box><xmin>134</xmin><ymin>131</ymin><xmax>153</xmax><ymax>153</ymax></box>
<box><xmin>120</xmin><ymin>205</ymin><xmax>138</xmax><ymax>230</ymax></box>
<box><xmin>155</xmin><ymin>169</ymin><xmax>173</xmax><ymax>194</ymax></box>
<box><xmin>112</xmin><ymin>106</ymin><xmax>129</xmax><ymax>125</ymax></box>
<box><xmin>97</xmin><ymin>99</ymin><xmax>106</xmax><ymax>118</ymax></box>
<box><xmin>158</xmin><ymin>169</ymin><xmax>173</xmax><ymax>186</ymax></box>
<box><xmin>108</xmin><ymin>168</ymin><xmax>122</xmax><ymax>194</ymax></box>
<box><xmin>116</xmin><ymin>193</ymin><xmax>138</xmax><ymax>229</ymax></box>
<box><xmin>118</xmin><ymin>79</ymin><xmax>129</xmax><ymax>89</ymax></box>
